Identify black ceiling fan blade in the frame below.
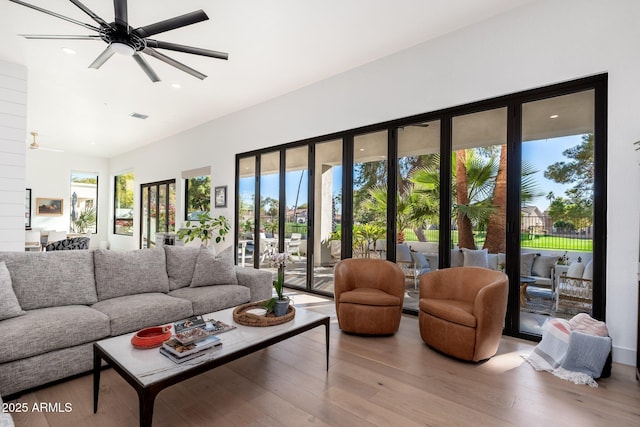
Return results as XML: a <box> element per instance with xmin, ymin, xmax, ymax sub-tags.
<box><xmin>19</xmin><ymin>34</ymin><xmax>102</xmax><ymax>40</ymax></box>
<box><xmin>133</xmin><ymin>10</ymin><xmax>208</xmax><ymax>38</ymax></box>
<box><xmin>133</xmin><ymin>53</ymin><xmax>160</xmax><ymax>82</ymax></box>
<box><xmin>145</xmin><ymin>39</ymin><xmax>228</xmax><ymax>60</ymax></box>
<box><xmin>114</xmin><ymin>0</ymin><xmax>128</xmax><ymax>29</ymax></box>
<box><xmin>68</xmin><ymin>0</ymin><xmax>109</xmax><ymax>27</ymax></box>
<box><xmin>8</xmin><ymin>0</ymin><xmax>100</xmax><ymax>32</ymax></box>
<box><xmin>88</xmin><ymin>46</ymin><xmax>115</xmax><ymax>69</ymax></box>
<box><xmin>143</xmin><ymin>48</ymin><xmax>207</xmax><ymax>80</ymax></box>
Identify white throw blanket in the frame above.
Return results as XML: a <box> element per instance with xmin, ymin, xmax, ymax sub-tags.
<box><xmin>523</xmin><ymin>314</ymin><xmax>611</xmax><ymax>387</ymax></box>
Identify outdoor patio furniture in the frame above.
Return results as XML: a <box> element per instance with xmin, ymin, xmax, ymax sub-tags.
<box><xmin>556</xmin><ymin>260</ymin><xmax>593</xmax><ymax>311</ymax></box>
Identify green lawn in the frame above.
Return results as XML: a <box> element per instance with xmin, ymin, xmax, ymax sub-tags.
<box><xmin>402</xmin><ymin>229</ymin><xmax>592</xmax><ymax>252</ymax></box>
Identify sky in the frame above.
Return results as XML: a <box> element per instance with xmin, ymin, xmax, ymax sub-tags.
<box><xmin>239</xmin><ymin>134</ymin><xmax>583</xmax><ymax>212</ymax></box>
<box><xmin>522</xmin><ymin>134</ymin><xmax>581</xmax><ymax>212</ymax></box>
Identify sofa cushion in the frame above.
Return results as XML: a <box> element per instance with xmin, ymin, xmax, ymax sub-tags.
<box><xmin>567</xmin><ymin>260</ymin><xmax>585</xmax><ymax>278</ymax></box>
<box><xmin>190</xmin><ymin>247</ymin><xmax>238</xmax><ymax>287</ymax></box>
<box><xmin>168</xmin><ymin>285</ymin><xmax>251</xmax><ymax>315</ymax></box>
<box><xmin>0</xmin><ymin>251</ymin><xmax>97</xmax><ymax>310</ymax></box>
<box><xmin>0</xmin><ymin>305</ymin><xmax>110</xmax><ymax>364</ymax></box>
<box><xmin>462</xmin><ymin>248</ymin><xmax>489</xmax><ymax>268</ymax></box>
<box><xmin>450</xmin><ymin>249</ymin><xmax>464</xmax><ymax>267</ymax></box>
<box><xmin>91</xmin><ymin>293</ymin><xmax>193</xmax><ymax>336</ymax></box>
<box><xmin>0</xmin><ymin>261</ymin><xmax>26</xmax><ymax>321</ymax></box>
<box><xmin>94</xmin><ymin>247</ymin><xmax>170</xmax><ymax>300</ymax></box>
<box><xmin>582</xmin><ymin>260</ymin><xmax>593</xmax><ymax>280</ymax></box>
<box><xmin>164</xmin><ymin>245</ymin><xmax>201</xmax><ymax>290</ymax></box>
<box><xmin>520</xmin><ymin>253</ymin><xmax>537</xmax><ymax>276</ymax></box>
<box><xmin>531</xmin><ymin>255</ymin><xmax>559</xmax><ymax>278</ymax></box>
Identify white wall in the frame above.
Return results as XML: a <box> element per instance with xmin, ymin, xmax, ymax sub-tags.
<box><xmin>109</xmin><ymin>0</ymin><xmax>640</xmax><ymax>364</ymax></box>
<box><xmin>25</xmin><ymin>150</ymin><xmax>109</xmax><ymax>249</ymax></box>
<box><xmin>0</xmin><ymin>60</ymin><xmax>27</xmax><ymax>251</ymax></box>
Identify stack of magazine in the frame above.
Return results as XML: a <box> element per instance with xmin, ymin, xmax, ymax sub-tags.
<box><xmin>160</xmin><ymin>315</ymin><xmax>235</xmax><ymax>363</ymax></box>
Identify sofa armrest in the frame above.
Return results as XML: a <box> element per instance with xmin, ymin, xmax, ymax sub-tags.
<box><xmin>234</xmin><ymin>267</ymin><xmax>273</xmax><ymax>302</ymax></box>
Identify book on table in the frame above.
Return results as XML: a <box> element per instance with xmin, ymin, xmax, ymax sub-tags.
<box><xmin>173</xmin><ymin>315</ymin><xmax>206</xmax><ymax>334</ymax></box>
<box><xmin>162</xmin><ymin>335</ymin><xmax>222</xmax><ymax>359</ymax></box>
<box><xmin>159</xmin><ymin>345</ymin><xmax>220</xmax><ymax>364</ymax></box>
<box><xmin>204</xmin><ymin>318</ymin><xmax>236</xmax><ymax>335</ymax></box>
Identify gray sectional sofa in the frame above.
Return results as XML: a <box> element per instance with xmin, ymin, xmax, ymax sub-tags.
<box><xmin>0</xmin><ymin>245</ymin><xmax>272</xmax><ymax>397</ymax></box>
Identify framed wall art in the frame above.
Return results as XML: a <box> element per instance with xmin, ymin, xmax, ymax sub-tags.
<box><xmin>25</xmin><ymin>188</ymin><xmax>32</xmax><ymax>228</ymax></box>
<box><xmin>214</xmin><ymin>186</ymin><xmax>227</xmax><ymax>208</ymax></box>
<box><xmin>36</xmin><ymin>198</ymin><xmax>64</xmax><ymax>216</ymax></box>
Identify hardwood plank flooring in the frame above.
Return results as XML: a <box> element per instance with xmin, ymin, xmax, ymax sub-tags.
<box><xmin>7</xmin><ymin>292</ymin><xmax>640</xmax><ymax>426</ymax></box>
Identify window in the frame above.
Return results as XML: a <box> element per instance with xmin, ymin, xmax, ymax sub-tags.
<box><xmin>114</xmin><ymin>172</ymin><xmax>134</xmax><ymax>236</ymax></box>
<box><xmin>70</xmin><ymin>172</ymin><xmax>98</xmax><ymax>234</ymax></box>
<box><xmin>185</xmin><ymin>175</ymin><xmax>211</xmax><ymax>220</ymax></box>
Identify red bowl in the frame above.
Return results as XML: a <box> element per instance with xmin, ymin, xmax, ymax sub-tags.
<box><xmin>131</xmin><ymin>325</ymin><xmax>172</xmax><ymax>349</ymax></box>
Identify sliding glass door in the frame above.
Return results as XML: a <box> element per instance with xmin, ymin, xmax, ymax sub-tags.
<box><xmin>140</xmin><ymin>180</ymin><xmax>175</xmax><ymax>248</ymax></box>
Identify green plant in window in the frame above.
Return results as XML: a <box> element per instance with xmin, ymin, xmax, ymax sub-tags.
<box><xmin>177</xmin><ymin>212</ymin><xmax>230</xmax><ymax>247</ymax></box>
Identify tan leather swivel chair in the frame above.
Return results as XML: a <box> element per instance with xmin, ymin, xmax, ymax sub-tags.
<box><xmin>418</xmin><ymin>267</ymin><xmax>508</xmax><ymax>362</ymax></box>
<box><xmin>334</xmin><ymin>258</ymin><xmax>405</xmax><ymax>335</ymax></box>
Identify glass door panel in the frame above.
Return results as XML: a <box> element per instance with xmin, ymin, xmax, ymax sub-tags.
<box><xmin>353</xmin><ymin>131</ymin><xmax>388</xmax><ymax>259</ymax></box>
<box><xmin>238</xmin><ymin>157</ymin><xmax>256</xmax><ymax>266</ymax></box>
<box><xmin>313</xmin><ymin>139</ymin><xmax>343</xmax><ymax>293</ymax></box>
<box><xmin>259</xmin><ymin>152</ymin><xmax>280</xmax><ymax>269</ymax></box>
<box><xmin>398</xmin><ymin>120</ymin><xmax>441</xmax><ymax>311</ymax></box>
<box><xmin>284</xmin><ymin>146</ymin><xmax>308</xmax><ymax>288</ymax></box>
<box><xmin>520</xmin><ymin>90</ymin><xmax>595</xmax><ymax>334</ymax></box>
<box><xmin>140</xmin><ymin>180</ymin><xmax>175</xmax><ymax>248</ymax></box>
<box><xmin>451</xmin><ymin>108</ymin><xmax>508</xmax><ymax>264</ymax></box>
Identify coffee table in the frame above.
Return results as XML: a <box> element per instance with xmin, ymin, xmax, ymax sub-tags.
<box><xmin>93</xmin><ymin>306</ymin><xmax>330</xmax><ymax>427</ymax></box>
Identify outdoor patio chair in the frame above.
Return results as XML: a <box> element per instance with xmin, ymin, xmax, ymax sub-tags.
<box><xmin>556</xmin><ymin>260</ymin><xmax>593</xmax><ymax>311</ymax></box>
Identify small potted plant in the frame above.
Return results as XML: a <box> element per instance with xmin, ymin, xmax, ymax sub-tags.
<box><xmin>177</xmin><ymin>212</ymin><xmax>230</xmax><ymax>247</ymax></box>
<box><xmin>264</xmin><ymin>252</ymin><xmax>290</xmax><ymax>316</ymax></box>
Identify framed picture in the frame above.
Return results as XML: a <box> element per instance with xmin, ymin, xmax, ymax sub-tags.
<box><xmin>25</xmin><ymin>188</ymin><xmax>31</xmax><ymax>228</ymax></box>
<box><xmin>36</xmin><ymin>198</ymin><xmax>64</xmax><ymax>216</ymax></box>
<box><xmin>214</xmin><ymin>186</ymin><xmax>227</xmax><ymax>208</ymax></box>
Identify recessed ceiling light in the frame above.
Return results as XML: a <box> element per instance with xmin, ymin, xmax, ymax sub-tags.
<box><xmin>550</xmin><ymin>114</ymin><xmax>559</xmax><ymax>119</ymax></box>
<box><xmin>129</xmin><ymin>112</ymin><xmax>149</xmax><ymax>120</ymax></box>
<box><xmin>359</xmin><ymin>148</ymin><xmax>365</xmax><ymax>151</ymax></box>
<box><xmin>171</xmin><ymin>83</ymin><xmax>181</xmax><ymax>89</ymax></box>
<box><xmin>62</xmin><ymin>47</ymin><xmax>76</xmax><ymax>55</ymax></box>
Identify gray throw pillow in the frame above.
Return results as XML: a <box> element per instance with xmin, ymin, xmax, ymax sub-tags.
<box><xmin>462</xmin><ymin>248</ymin><xmax>489</xmax><ymax>268</ymax></box>
<box><xmin>164</xmin><ymin>245</ymin><xmax>201</xmax><ymax>290</ymax></box>
<box><xmin>190</xmin><ymin>247</ymin><xmax>238</xmax><ymax>287</ymax></box>
<box><xmin>0</xmin><ymin>261</ymin><xmax>27</xmax><ymax>321</ymax></box>
<box><xmin>520</xmin><ymin>252</ymin><xmax>537</xmax><ymax>276</ymax></box>
<box><xmin>531</xmin><ymin>255</ymin><xmax>559</xmax><ymax>278</ymax></box>
<box><xmin>411</xmin><ymin>252</ymin><xmax>430</xmax><ymax>269</ymax></box>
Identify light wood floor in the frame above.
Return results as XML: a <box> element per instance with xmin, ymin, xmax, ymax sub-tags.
<box><xmin>8</xmin><ymin>292</ymin><xmax>640</xmax><ymax>427</ymax></box>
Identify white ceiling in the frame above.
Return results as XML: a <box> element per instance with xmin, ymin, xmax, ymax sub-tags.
<box><xmin>0</xmin><ymin>0</ymin><xmax>535</xmax><ymax>157</ymax></box>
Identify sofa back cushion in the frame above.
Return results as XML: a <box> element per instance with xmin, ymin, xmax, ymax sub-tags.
<box><xmin>0</xmin><ymin>251</ymin><xmax>97</xmax><ymax>310</ymax></box>
<box><xmin>94</xmin><ymin>247</ymin><xmax>169</xmax><ymax>300</ymax></box>
<box><xmin>531</xmin><ymin>255</ymin><xmax>559</xmax><ymax>278</ymax></box>
<box><xmin>164</xmin><ymin>245</ymin><xmax>202</xmax><ymax>290</ymax></box>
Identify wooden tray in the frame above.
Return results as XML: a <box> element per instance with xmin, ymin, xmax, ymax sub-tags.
<box><xmin>233</xmin><ymin>300</ymin><xmax>295</xmax><ymax>327</ymax></box>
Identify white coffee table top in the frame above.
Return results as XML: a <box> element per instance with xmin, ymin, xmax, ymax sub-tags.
<box><xmin>95</xmin><ymin>305</ymin><xmax>328</xmax><ymax>387</ymax></box>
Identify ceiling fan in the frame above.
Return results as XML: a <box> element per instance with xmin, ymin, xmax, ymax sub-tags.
<box><xmin>29</xmin><ymin>131</ymin><xmax>64</xmax><ymax>152</ymax></box>
<box><xmin>9</xmin><ymin>0</ymin><xmax>229</xmax><ymax>82</ymax></box>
